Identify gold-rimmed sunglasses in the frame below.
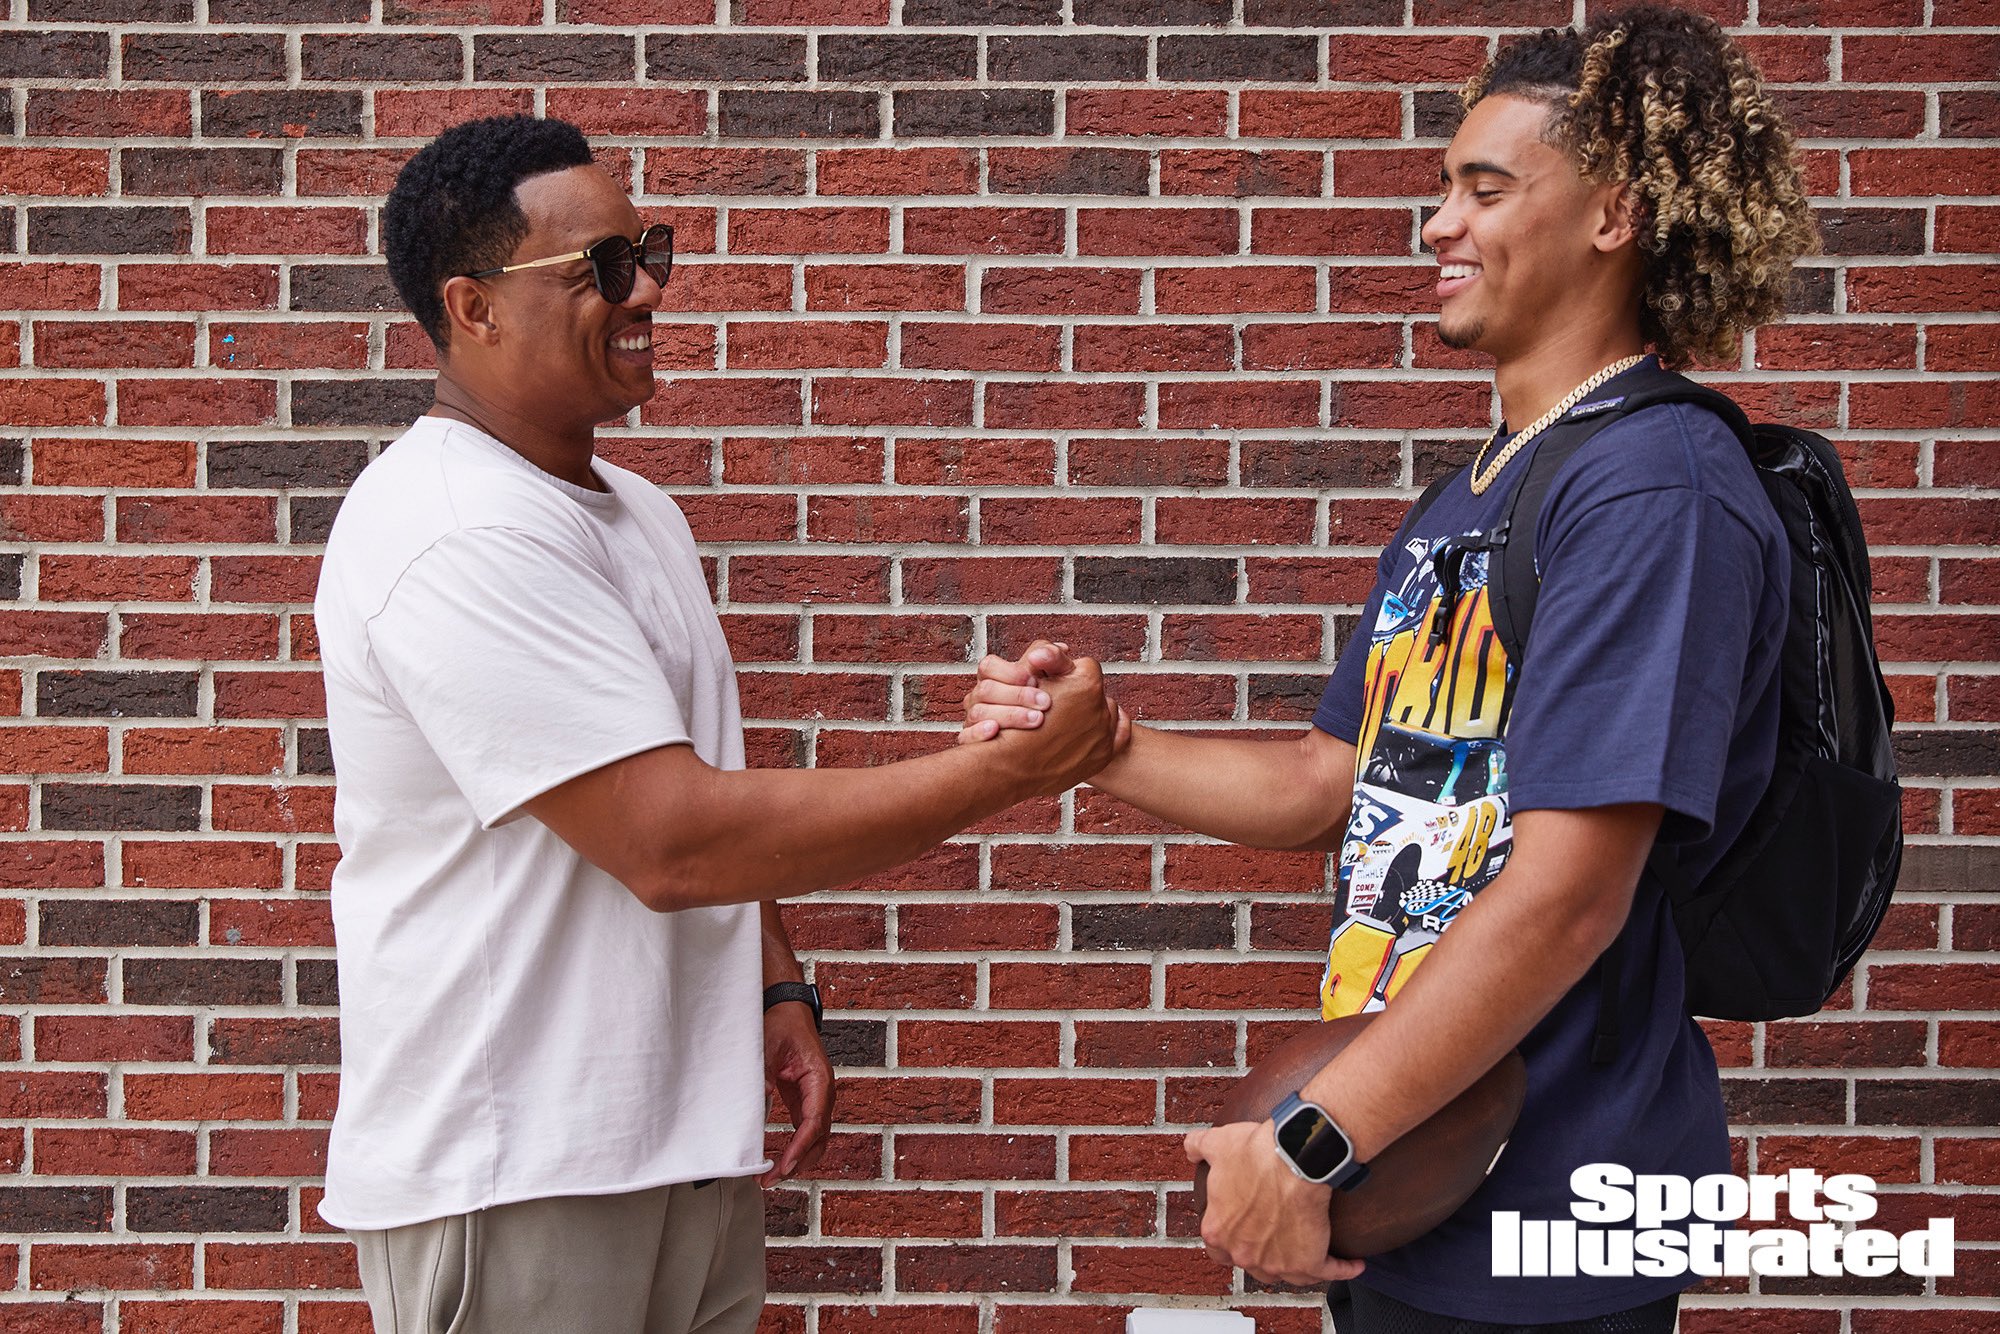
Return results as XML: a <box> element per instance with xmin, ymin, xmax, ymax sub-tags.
<box><xmin>466</xmin><ymin>222</ymin><xmax>674</xmax><ymax>304</ymax></box>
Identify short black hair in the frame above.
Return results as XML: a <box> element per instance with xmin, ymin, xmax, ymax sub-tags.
<box><xmin>383</xmin><ymin>115</ymin><xmax>594</xmax><ymax>350</ymax></box>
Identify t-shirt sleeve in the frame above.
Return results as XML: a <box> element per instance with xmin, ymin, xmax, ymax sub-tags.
<box><xmin>1503</xmin><ymin>429</ymin><xmax>1770</xmax><ymax>842</ymax></box>
<box><xmin>364</xmin><ymin>524</ymin><xmax>693</xmax><ymax>828</ymax></box>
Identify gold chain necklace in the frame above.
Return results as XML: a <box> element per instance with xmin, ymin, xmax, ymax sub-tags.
<box><xmin>1468</xmin><ymin>355</ymin><xmax>1647</xmax><ymax>495</ymax></box>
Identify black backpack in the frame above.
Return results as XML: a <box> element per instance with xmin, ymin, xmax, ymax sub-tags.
<box><xmin>1407</xmin><ymin>367</ymin><xmax>1903</xmax><ymax>1034</ymax></box>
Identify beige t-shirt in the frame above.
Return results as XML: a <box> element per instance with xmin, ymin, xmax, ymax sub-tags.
<box><xmin>314</xmin><ymin>416</ymin><xmax>764</xmax><ymax>1230</ymax></box>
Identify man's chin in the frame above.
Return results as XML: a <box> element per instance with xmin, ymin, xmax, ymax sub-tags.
<box><xmin>1437</xmin><ymin>318</ymin><xmax>1486</xmax><ymax>351</ymax></box>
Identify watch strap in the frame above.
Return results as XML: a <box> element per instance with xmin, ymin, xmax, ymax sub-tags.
<box><xmin>762</xmin><ymin>981</ymin><xmax>823</xmax><ymax>1031</ymax></box>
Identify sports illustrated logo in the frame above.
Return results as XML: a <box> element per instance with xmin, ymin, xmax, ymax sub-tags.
<box><xmin>1492</xmin><ymin>1165</ymin><xmax>1956</xmax><ymax>1279</ymax></box>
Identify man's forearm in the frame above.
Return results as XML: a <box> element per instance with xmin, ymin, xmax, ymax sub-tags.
<box><xmin>1300</xmin><ymin>804</ymin><xmax>1663</xmax><ymax>1162</ymax></box>
<box><xmin>760</xmin><ymin>903</ymin><xmax>805</xmax><ymax>985</ymax></box>
<box><xmin>1090</xmin><ymin>723</ymin><xmax>1355</xmax><ymax>852</ymax></box>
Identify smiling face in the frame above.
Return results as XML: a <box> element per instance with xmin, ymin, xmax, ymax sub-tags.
<box><xmin>1421</xmin><ymin>94</ymin><xmax>1638</xmax><ymax>365</ymax></box>
<box><xmin>473</xmin><ymin>164</ymin><xmax>664</xmax><ymax>431</ymax></box>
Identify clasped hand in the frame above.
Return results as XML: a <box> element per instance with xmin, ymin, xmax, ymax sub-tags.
<box><xmin>957</xmin><ymin>640</ymin><xmax>1127</xmax><ymax>789</ymax></box>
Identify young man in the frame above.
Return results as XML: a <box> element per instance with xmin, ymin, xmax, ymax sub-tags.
<box><xmin>316</xmin><ymin>116</ymin><xmax>1119</xmax><ymax>1334</ymax></box>
<box><xmin>965</xmin><ymin>7</ymin><xmax>1818</xmax><ymax>1329</ymax></box>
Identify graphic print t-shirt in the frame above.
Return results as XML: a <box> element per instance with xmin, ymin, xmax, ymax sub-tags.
<box><xmin>1312</xmin><ymin>386</ymin><xmax>1788</xmax><ymax>1322</ymax></box>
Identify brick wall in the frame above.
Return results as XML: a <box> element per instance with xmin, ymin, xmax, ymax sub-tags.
<box><xmin>2</xmin><ymin>1</ymin><xmax>1995</xmax><ymax>1330</ymax></box>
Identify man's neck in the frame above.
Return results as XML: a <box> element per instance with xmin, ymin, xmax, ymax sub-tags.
<box><xmin>1492</xmin><ymin>326</ymin><xmax>1648</xmax><ymax>431</ymax></box>
<box><xmin>430</xmin><ymin>372</ymin><xmax>603</xmax><ymax>491</ymax></box>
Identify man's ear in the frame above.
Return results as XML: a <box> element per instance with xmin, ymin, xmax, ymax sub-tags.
<box><xmin>1591</xmin><ymin>180</ymin><xmax>1641</xmax><ymax>255</ymax></box>
<box><xmin>440</xmin><ymin>275</ymin><xmax>502</xmax><ymax>348</ymax></box>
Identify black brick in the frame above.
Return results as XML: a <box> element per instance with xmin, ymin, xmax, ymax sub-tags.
<box><xmin>295</xmin><ymin>957</ymin><xmax>339</xmax><ymax>1007</ymax></box>
<box><xmin>1243</xmin><ymin>438</ymin><xmax>1399</xmax><ymax>487</ymax></box>
<box><xmin>298</xmin><ymin>728</ymin><xmax>334</xmax><ymax>777</ymax></box>
<box><xmin>1941</xmin><ymin>90</ymin><xmax>2000</xmax><ymax>138</ymax></box>
<box><xmin>820</xmin><ymin>1017</ymin><xmax>887</xmax><ymax>1067</ymax></box>
<box><xmin>1075</xmin><ymin>556</ymin><xmax>1236</xmax><ymax>605</ymax></box>
<box><xmin>1786</xmin><ymin>266</ymin><xmax>1836</xmax><ymax>316</ymax></box>
<box><xmin>221</xmin><ymin>0</ymin><xmax>365</xmax><ymax>16</ymax></box>
<box><xmin>1762</xmin><ymin>1272</ymin><xmax>1925</xmax><ymax>1299</ymax></box>
<box><xmin>40</xmin><ymin>899</ymin><xmax>199</xmax><ymax>948</ymax></box>
<box><xmin>289</xmin><ymin>495</ymin><xmax>346</xmax><ymax>545</ymax></box>
<box><xmin>38</xmin><ymin>670</ymin><xmax>199</xmax><ymax>719</ymax></box>
<box><xmin>124</xmin><ymin>957</ymin><xmax>283</xmax><ymax>1007</ymax></box>
<box><xmin>207</xmin><ymin>440</ymin><xmax>371</xmax><ymax>490</ymax></box>
<box><xmin>894</xmin><ymin>90</ymin><xmax>1053</xmax><ymax>138</ymax></box>
<box><xmin>1894</xmin><ymin>728</ymin><xmax>2000</xmax><ymax>778</ymax></box>
<box><xmin>43</xmin><ymin>784</ymin><xmax>200</xmax><ymax>834</ymax></box>
<box><xmin>990</xmin><ymin>147</ymin><xmax>1149</xmax><ymax>196</ymax></box>
<box><xmin>644</xmin><ymin>34</ymin><xmax>806</xmax><ymax>83</ymax></box>
<box><xmin>0</xmin><ymin>1187</ymin><xmax>112</xmax><ymax>1234</ymax></box>
<box><xmin>28</xmin><ymin>206</ymin><xmax>191</xmax><ymax>257</ymax></box>
<box><xmin>765</xmin><ymin>1189</ymin><xmax>809</xmax><ymax>1238</ymax></box>
<box><xmin>766</xmin><ymin>1246</ymin><xmax>884</xmax><ymax>1295</ymax></box>
<box><xmin>1247</xmin><ymin>673</ymin><xmax>1325</xmax><ymax>721</ymax></box>
<box><xmin>474</xmin><ymin>35</ymin><xmax>635</xmax><ymax>83</ymax></box>
<box><xmin>292</xmin><ymin>379</ymin><xmax>434</xmax><ymax>428</ymax></box>
<box><xmin>1815</xmin><ymin>207</ymin><xmax>1925</xmax><ymax>258</ymax></box>
<box><xmin>1854</xmin><ymin>1079</ymin><xmax>2000</xmax><ymax>1128</ymax></box>
<box><xmin>719</xmin><ymin>91</ymin><xmax>880</xmax><ymax>140</ymax></box>
<box><xmin>302</xmin><ymin>34</ymin><xmax>463</xmax><ymax>83</ymax></box>
<box><xmin>128</xmin><ymin>1186</ymin><xmax>288</xmax><ymax>1234</ymax></box>
<box><xmin>202</xmin><ymin>91</ymin><xmax>365</xmax><ymax>141</ymax></box>
<box><xmin>1718</xmin><ymin>1076</ymin><xmax>1846</xmax><ymax>1125</ymax></box>
<box><xmin>819</xmin><ymin>35</ymin><xmax>977</xmax><ymax>84</ymax></box>
<box><xmin>0</xmin><ymin>957</ymin><xmax>109</xmax><ymax>1004</ymax></box>
<box><xmin>1898</xmin><ymin>844</ymin><xmax>2000</xmax><ymax>896</ymax></box>
<box><xmin>1413</xmin><ymin>436</ymin><xmax>1478</xmax><ymax>485</ymax></box>
<box><xmin>1247</xmin><ymin>0</ymin><xmax>1405</xmax><ymax>21</ymax></box>
<box><xmin>987</xmin><ymin>35</ymin><xmax>1147</xmax><ymax>83</ymax></box>
<box><xmin>0</xmin><ymin>555</ymin><xmax>20</xmax><ymax>602</ymax></box>
<box><xmin>0</xmin><ymin>440</ymin><xmax>21</xmax><ymax>487</ymax></box>
<box><xmin>1249</xmin><ymin>902</ymin><xmax>1333</xmax><ymax>950</ymax></box>
<box><xmin>1076</xmin><ymin>0</ymin><xmax>1230</xmax><ymax>22</ymax></box>
<box><xmin>1159</xmin><ymin>35</ymin><xmax>1319</xmax><ymax>82</ymax></box>
<box><xmin>123</xmin><ymin>34</ymin><xmax>286</xmax><ymax>83</ymax></box>
<box><xmin>122</xmin><ymin>148</ymin><xmax>285</xmax><ymax>198</ymax></box>
<box><xmin>30</xmin><ymin>0</ymin><xmax>189</xmax><ymax>17</ymax></box>
<box><xmin>1073</xmin><ymin>903</ymin><xmax>1234</xmax><ymax>950</ymax></box>
<box><xmin>1414</xmin><ymin>91</ymin><xmax>1465</xmax><ymax>139</ymax></box>
<box><xmin>290</xmin><ymin>264</ymin><xmax>402</xmax><ymax>313</ymax></box>
<box><xmin>0</xmin><ymin>31</ymin><xmax>107</xmax><ymax>80</ymax></box>
<box><xmin>210</xmin><ymin>1017</ymin><xmax>340</xmax><ymax>1065</ymax></box>
<box><xmin>907</xmin><ymin>0</ymin><xmax>1059</xmax><ymax>20</ymax></box>
<box><xmin>1331</xmin><ymin>611</ymin><xmax>1362</xmax><ymax>658</ymax></box>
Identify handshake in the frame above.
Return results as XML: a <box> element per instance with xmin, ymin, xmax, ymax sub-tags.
<box><xmin>955</xmin><ymin>640</ymin><xmax>1132</xmax><ymax>797</ymax></box>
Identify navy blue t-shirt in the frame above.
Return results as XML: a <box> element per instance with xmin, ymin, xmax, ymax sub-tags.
<box><xmin>1312</xmin><ymin>380</ymin><xmax>1788</xmax><ymax>1322</ymax></box>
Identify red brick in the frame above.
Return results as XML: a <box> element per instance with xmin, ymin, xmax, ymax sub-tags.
<box><xmin>981</xmin><ymin>497</ymin><xmax>1142</xmax><ymax>545</ymax></box>
<box><xmin>117</xmin><ymin>378</ymin><xmax>276</xmax><ymax>429</ymax></box>
<box><xmin>1850</xmin><ymin>265</ymin><xmax>2000</xmax><ymax>315</ymax></box>
<box><xmin>904</xmin><ymin>208</ymin><xmax>1065</xmax><ymax>256</ymax></box>
<box><xmin>641</xmin><ymin>377</ymin><xmax>802</xmax><ymax>428</ymax></box>
<box><xmin>210</xmin><ymin>322</ymin><xmax>369</xmax><ymax>371</ymax></box>
<box><xmin>898</xmin><ymin>1021</ymin><xmax>1060</xmax><ymax>1069</ymax></box>
<box><xmin>0</xmin><ymin>148</ymin><xmax>109</xmax><ymax>197</ymax></box>
<box><xmin>1326</xmin><ymin>33</ymin><xmax>1488</xmax><ymax>81</ymax></box>
<box><xmin>120</xmin><ymin>1301</ymin><xmax>284</xmax><ymax>1334</ymax></box>
<box><xmin>895</xmin><ymin>1133</ymin><xmax>1056</xmax><ymax>1181</ymax></box>
<box><xmin>985</xmin><ymin>383</ymin><xmax>1145</xmax><ymax>432</ymax></box>
<box><xmin>210</xmin><ymin>1127</ymin><xmax>328</xmax><ymax>1177</ymax></box>
<box><xmin>1158</xmin><ymin>149</ymin><xmax>1322</xmax><ymax>198</ymax></box>
<box><xmin>807</xmin><ymin>495</ymin><xmax>967</xmax><ymax>544</ymax></box>
<box><xmin>204</xmin><ymin>208</ymin><xmax>367</xmax><ymax>256</ymax></box>
<box><xmin>1152</xmin><ymin>268</ymin><xmax>1320</xmax><ymax>318</ymax></box>
<box><xmin>35</xmin><ymin>1016</ymin><xmax>189</xmax><ymax>1064</ymax></box>
<box><xmin>29</xmin><ymin>1243</ymin><xmax>192</xmax><ymax>1293</ymax></box>
<box><xmin>123</xmin><ymin>841</ymin><xmax>284</xmax><ymax>891</ymax></box>
<box><xmin>373</xmin><ymin>90</ymin><xmax>534</xmax><ymax>139</ymax></box>
<box><xmin>1078</xmin><ymin>208</ymin><xmax>1239</xmax><ymax>258</ymax></box>
<box><xmin>1068</xmin><ymin>90</ymin><xmax>1228</xmax><ymax>138</ymax></box>
<box><xmin>726</xmin><ymin>322</ymin><xmax>886</xmax><ymax>371</ymax></box>
<box><xmin>983</xmin><ymin>266</ymin><xmax>1142</xmax><ymax>317</ymax></box>
<box><xmin>33</xmin><ymin>320</ymin><xmax>194</xmax><ymax>370</ymax></box>
<box><xmin>1843</xmin><ymin>34</ymin><xmax>2000</xmax><ymax>83</ymax></box>
<box><xmin>812</xmin><ymin>378</ymin><xmax>973</xmax><ymax>428</ymax></box>
<box><xmin>902</xmin><ymin>322</ymin><xmax>1061</xmax><ymax>373</ymax></box>
<box><xmin>1070</xmin><ymin>1243</ymin><xmax>1229</xmax><ymax>1296</ymax></box>
<box><xmin>120</xmin><ymin>615</ymin><xmax>281</xmax><ymax>662</ymax></box>
<box><xmin>212</xmin><ymin>785</ymin><xmax>335</xmax><ymax>836</ymax></box>
<box><xmin>0</xmin><ymin>379</ymin><xmax>106</xmax><ymax>427</ymax></box>
<box><xmin>820</xmin><ymin>1193</ymin><xmax>983</xmax><ymax>1239</ymax></box>
<box><xmin>727</xmin><ymin>206</ymin><xmax>891</xmax><ymax>256</ymax></box>
<box><xmin>203</xmin><ymin>1243</ymin><xmax>358</xmax><ymax>1292</ymax></box>
<box><xmin>543</xmin><ymin>88</ymin><xmax>706</xmax><ymax>136</ymax></box>
<box><xmin>124</xmin><ymin>1073</ymin><xmax>286</xmax><ymax>1123</ymax></box>
<box><xmin>805</xmin><ymin>264</ymin><xmax>964</xmax><ymax>313</ymax></box>
<box><xmin>1239</xmin><ymin>91</ymin><xmax>1401</xmax><ymax>140</ymax></box>
<box><xmin>37</xmin><ymin>1128</ymin><xmax>195</xmax><ymax>1176</ymax></box>
<box><xmin>27</xmin><ymin>90</ymin><xmax>192</xmax><ymax>139</ymax></box>
<box><xmin>815</xmin><ymin>148</ymin><xmax>979</xmax><ymax>197</ymax></box>
<box><xmin>0</xmin><ymin>726</ymin><xmax>109</xmax><ymax>775</ymax></box>
<box><xmin>39</xmin><ymin>555</ymin><xmax>197</xmax><ymax>604</ymax></box>
<box><xmin>117</xmin><ymin>264</ymin><xmax>279</xmax><ymax>312</ymax></box>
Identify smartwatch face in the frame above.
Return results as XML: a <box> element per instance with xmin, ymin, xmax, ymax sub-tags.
<box><xmin>1276</xmin><ymin>1100</ymin><xmax>1352</xmax><ymax>1181</ymax></box>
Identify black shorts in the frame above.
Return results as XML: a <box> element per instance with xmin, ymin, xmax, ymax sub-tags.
<box><xmin>1327</xmin><ymin>1282</ymin><xmax>1680</xmax><ymax>1334</ymax></box>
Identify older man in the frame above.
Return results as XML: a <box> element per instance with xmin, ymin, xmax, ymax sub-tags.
<box><xmin>315</xmin><ymin>115</ymin><xmax>1117</xmax><ymax>1334</ymax></box>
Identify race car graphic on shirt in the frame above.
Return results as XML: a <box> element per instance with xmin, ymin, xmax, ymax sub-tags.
<box><xmin>1324</xmin><ymin>532</ymin><xmax>1519</xmax><ymax>1019</ymax></box>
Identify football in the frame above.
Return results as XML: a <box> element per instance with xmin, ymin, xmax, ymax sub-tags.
<box><xmin>1192</xmin><ymin>1013</ymin><xmax>1526</xmax><ymax>1258</ymax></box>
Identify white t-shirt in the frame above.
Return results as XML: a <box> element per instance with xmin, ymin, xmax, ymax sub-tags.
<box><xmin>314</xmin><ymin>415</ymin><xmax>766</xmax><ymax>1231</ymax></box>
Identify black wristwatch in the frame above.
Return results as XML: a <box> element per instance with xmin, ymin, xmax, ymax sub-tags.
<box><xmin>762</xmin><ymin>981</ymin><xmax>823</xmax><ymax>1032</ymax></box>
<box><xmin>1271</xmin><ymin>1092</ymin><xmax>1371</xmax><ymax>1190</ymax></box>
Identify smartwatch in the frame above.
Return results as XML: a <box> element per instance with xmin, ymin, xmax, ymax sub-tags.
<box><xmin>762</xmin><ymin>981</ymin><xmax>823</xmax><ymax>1032</ymax></box>
<box><xmin>1271</xmin><ymin>1092</ymin><xmax>1371</xmax><ymax>1190</ymax></box>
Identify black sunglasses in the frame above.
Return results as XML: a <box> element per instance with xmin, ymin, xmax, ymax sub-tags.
<box><xmin>467</xmin><ymin>223</ymin><xmax>674</xmax><ymax>303</ymax></box>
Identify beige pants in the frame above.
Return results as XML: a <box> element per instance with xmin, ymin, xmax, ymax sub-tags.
<box><xmin>350</xmin><ymin>1177</ymin><xmax>765</xmax><ymax>1334</ymax></box>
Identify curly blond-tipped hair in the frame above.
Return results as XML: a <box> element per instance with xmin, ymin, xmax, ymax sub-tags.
<box><xmin>1463</xmin><ymin>4</ymin><xmax>1819</xmax><ymax>366</ymax></box>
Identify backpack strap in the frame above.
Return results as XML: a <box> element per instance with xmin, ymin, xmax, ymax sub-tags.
<box><xmin>1404</xmin><ymin>466</ymin><xmax>1462</xmax><ymax>532</ymax></box>
<box><xmin>1488</xmin><ymin>368</ymin><xmax>1752</xmax><ymax>667</ymax></box>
